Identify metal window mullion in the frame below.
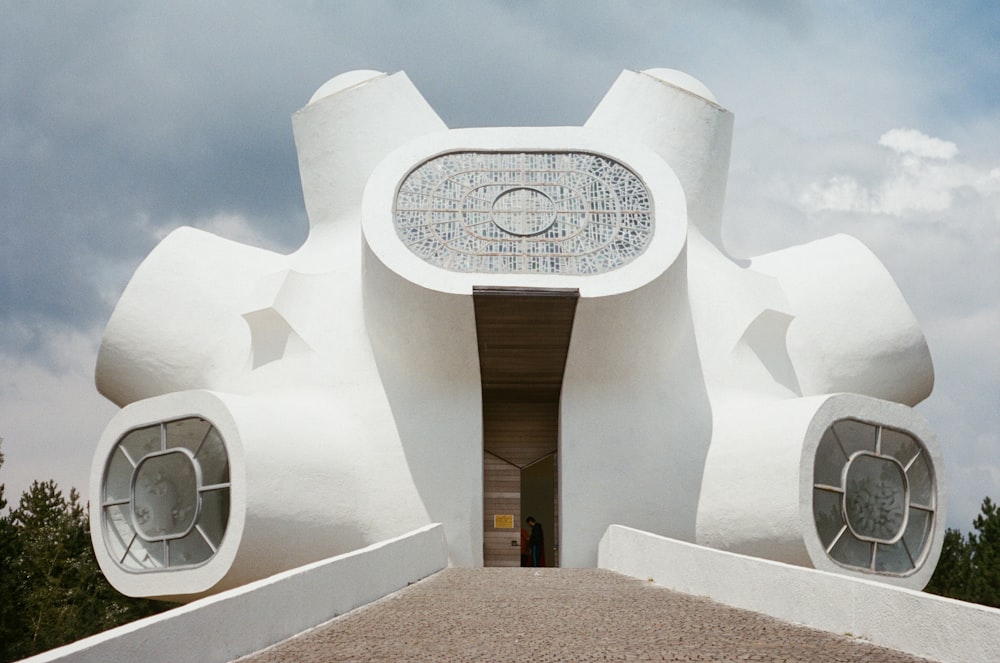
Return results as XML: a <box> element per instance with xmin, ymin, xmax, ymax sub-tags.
<box><xmin>119</xmin><ymin>445</ymin><xmax>139</xmax><ymax>469</ymax></box>
<box><xmin>830</xmin><ymin>426</ymin><xmax>851</xmax><ymax>463</ymax></box>
<box><xmin>901</xmin><ymin>536</ymin><xmax>917</xmax><ymax>567</ymax></box>
<box><xmin>196</xmin><ymin>524</ymin><xmax>219</xmax><ymax>554</ymax></box>
<box><xmin>826</xmin><ymin>525</ymin><xmax>848</xmax><ymax>554</ymax></box>
<box><xmin>193</xmin><ymin>426</ymin><xmax>214</xmax><ymax>459</ymax></box>
<box><xmin>120</xmin><ymin>533</ymin><xmax>138</xmax><ymax>565</ymax></box>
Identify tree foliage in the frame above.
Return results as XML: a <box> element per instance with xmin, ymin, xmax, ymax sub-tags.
<box><xmin>926</xmin><ymin>497</ymin><xmax>1000</xmax><ymax>607</ymax></box>
<box><xmin>0</xmin><ymin>447</ymin><xmax>168</xmax><ymax>662</ymax></box>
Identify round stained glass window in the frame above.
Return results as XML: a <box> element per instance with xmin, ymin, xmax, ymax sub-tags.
<box><xmin>812</xmin><ymin>419</ymin><xmax>936</xmax><ymax>575</ymax></box>
<box><xmin>490</xmin><ymin>187</ymin><xmax>558</xmax><ymax>236</ymax></box>
<box><xmin>101</xmin><ymin>417</ymin><xmax>231</xmax><ymax>572</ymax></box>
<box><xmin>393</xmin><ymin>151</ymin><xmax>653</xmax><ymax>274</ymax></box>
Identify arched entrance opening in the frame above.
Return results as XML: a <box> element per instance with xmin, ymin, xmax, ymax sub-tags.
<box><xmin>474</xmin><ymin>286</ymin><xmax>578</xmax><ymax>567</ymax></box>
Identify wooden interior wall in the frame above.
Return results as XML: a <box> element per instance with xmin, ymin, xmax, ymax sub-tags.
<box><xmin>483</xmin><ymin>451</ymin><xmax>521</xmax><ymax>566</ymax></box>
<box><xmin>484</xmin><ymin>390</ymin><xmax>559</xmax><ymax>466</ymax></box>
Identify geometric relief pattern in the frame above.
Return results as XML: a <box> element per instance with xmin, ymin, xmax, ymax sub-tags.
<box><xmin>394</xmin><ymin>152</ymin><xmax>653</xmax><ymax>274</ymax></box>
<box><xmin>812</xmin><ymin>419</ymin><xmax>936</xmax><ymax>575</ymax></box>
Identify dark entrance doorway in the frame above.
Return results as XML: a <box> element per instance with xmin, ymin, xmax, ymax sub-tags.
<box><xmin>521</xmin><ymin>453</ymin><xmax>556</xmax><ymax>567</ymax></box>
<box><xmin>474</xmin><ymin>286</ymin><xmax>578</xmax><ymax>567</ymax></box>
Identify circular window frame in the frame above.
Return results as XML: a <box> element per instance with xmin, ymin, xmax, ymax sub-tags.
<box><xmin>812</xmin><ymin>418</ymin><xmax>937</xmax><ymax>576</ymax></box>
<box><xmin>100</xmin><ymin>416</ymin><xmax>232</xmax><ymax>573</ymax></box>
<box><xmin>489</xmin><ymin>186</ymin><xmax>559</xmax><ymax>237</ymax></box>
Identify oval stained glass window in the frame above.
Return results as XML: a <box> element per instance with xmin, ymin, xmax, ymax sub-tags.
<box><xmin>393</xmin><ymin>152</ymin><xmax>653</xmax><ymax>275</ymax></box>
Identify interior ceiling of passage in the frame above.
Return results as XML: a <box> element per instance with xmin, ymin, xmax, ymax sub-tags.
<box><xmin>472</xmin><ymin>287</ymin><xmax>580</xmax><ymax>392</ymax></box>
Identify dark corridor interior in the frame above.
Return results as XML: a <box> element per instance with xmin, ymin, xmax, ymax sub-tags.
<box><xmin>474</xmin><ymin>286</ymin><xmax>578</xmax><ymax>567</ymax></box>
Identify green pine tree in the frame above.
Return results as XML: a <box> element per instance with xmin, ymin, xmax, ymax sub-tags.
<box><xmin>968</xmin><ymin>497</ymin><xmax>1000</xmax><ymax>608</ymax></box>
<box><xmin>926</xmin><ymin>497</ymin><xmax>1000</xmax><ymax>608</ymax></box>
<box><xmin>925</xmin><ymin>527</ymin><xmax>974</xmax><ymax>601</ymax></box>
<box><xmin>0</xmin><ymin>444</ymin><xmax>168</xmax><ymax>662</ymax></box>
<box><xmin>10</xmin><ymin>481</ymin><xmax>93</xmax><ymax>656</ymax></box>
<box><xmin>0</xmin><ymin>446</ymin><xmax>25</xmax><ymax>662</ymax></box>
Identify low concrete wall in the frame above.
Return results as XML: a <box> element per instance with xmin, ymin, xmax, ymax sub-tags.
<box><xmin>598</xmin><ymin>524</ymin><xmax>1000</xmax><ymax>663</ymax></box>
<box><xmin>24</xmin><ymin>523</ymin><xmax>447</xmax><ymax>663</ymax></box>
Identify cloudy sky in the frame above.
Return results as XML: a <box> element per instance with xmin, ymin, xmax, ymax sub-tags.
<box><xmin>1</xmin><ymin>1</ymin><xmax>997</xmax><ymax>533</ymax></box>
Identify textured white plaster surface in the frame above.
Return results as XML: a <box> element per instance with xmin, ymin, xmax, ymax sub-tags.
<box><xmin>560</xmin><ymin>258</ymin><xmax>711</xmax><ymax>566</ymax></box>
<box><xmin>600</xmin><ymin>525</ymin><xmax>997</xmax><ymax>663</ymax></box>
<box><xmin>750</xmin><ymin>234</ymin><xmax>934</xmax><ymax>405</ymax></box>
<box><xmin>91</xmin><ymin>66</ymin><xmax>942</xmax><ymax>600</ymax></box>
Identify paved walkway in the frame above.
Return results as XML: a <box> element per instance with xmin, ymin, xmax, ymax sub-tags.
<box><xmin>238</xmin><ymin>568</ymin><xmax>935</xmax><ymax>662</ymax></box>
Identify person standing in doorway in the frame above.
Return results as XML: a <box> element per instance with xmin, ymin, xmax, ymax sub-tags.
<box><xmin>526</xmin><ymin>516</ymin><xmax>545</xmax><ymax>567</ymax></box>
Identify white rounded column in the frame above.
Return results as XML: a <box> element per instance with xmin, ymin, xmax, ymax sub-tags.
<box><xmin>292</xmin><ymin>70</ymin><xmax>448</xmax><ymax>229</ymax></box>
<box><xmin>586</xmin><ymin>68</ymin><xmax>734</xmax><ymax>249</ymax></box>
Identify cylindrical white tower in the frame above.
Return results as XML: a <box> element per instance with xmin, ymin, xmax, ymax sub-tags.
<box><xmin>586</xmin><ymin>68</ymin><xmax>734</xmax><ymax>249</ymax></box>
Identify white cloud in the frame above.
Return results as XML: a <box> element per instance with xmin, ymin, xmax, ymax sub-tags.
<box><xmin>800</xmin><ymin>129</ymin><xmax>1000</xmax><ymax>217</ymax></box>
<box><xmin>878</xmin><ymin>128</ymin><xmax>958</xmax><ymax>160</ymax></box>
<box><xmin>0</xmin><ymin>326</ymin><xmax>116</xmax><ymax>509</ymax></box>
<box><xmin>798</xmin><ymin>175</ymin><xmax>871</xmax><ymax>214</ymax></box>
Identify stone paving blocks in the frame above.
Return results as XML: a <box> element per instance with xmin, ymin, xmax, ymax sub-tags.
<box><xmin>237</xmin><ymin>568</ymin><xmax>935</xmax><ymax>662</ymax></box>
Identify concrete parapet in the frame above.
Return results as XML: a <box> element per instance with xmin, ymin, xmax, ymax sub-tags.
<box><xmin>22</xmin><ymin>524</ymin><xmax>447</xmax><ymax>663</ymax></box>
<box><xmin>599</xmin><ymin>524</ymin><xmax>1000</xmax><ymax>663</ymax></box>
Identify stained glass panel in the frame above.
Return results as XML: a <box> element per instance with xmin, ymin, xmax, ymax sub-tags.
<box><xmin>812</xmin><ymin>418</ymin><xmax>936</xmax><ymax>576</ymax></box>
<box><xmin>394</xmin><ymin>152</ymin><xmax>653</xmax><ymax>274</ymax></box>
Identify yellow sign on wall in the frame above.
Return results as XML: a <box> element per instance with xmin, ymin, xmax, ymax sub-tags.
<box><xmin>494</xmin><ymin>514</ymin><xmax>514</xmax><ymax>529</ymax></box>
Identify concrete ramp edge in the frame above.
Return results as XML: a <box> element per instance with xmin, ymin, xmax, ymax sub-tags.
<box><xmin>598</xmin><ymin>524</ymin><xmax>1000</xmax><ymax>663</ymax></box>
<box><xmin>23</xmin><ymin>523</ymin><xmax>448</xmax><ymax>663</ymax></box>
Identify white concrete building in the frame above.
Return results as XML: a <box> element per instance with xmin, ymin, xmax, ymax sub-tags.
<box><xmin>89</xmin><ymin>68</ymin><xmax>943</xmax><ymax>601</ymax></box>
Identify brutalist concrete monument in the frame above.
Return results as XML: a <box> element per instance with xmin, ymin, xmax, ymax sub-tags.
<box><xmin>89</xmin><ymin>68</ymin><xmax>943</xmax><ymax>601</ymax></box>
